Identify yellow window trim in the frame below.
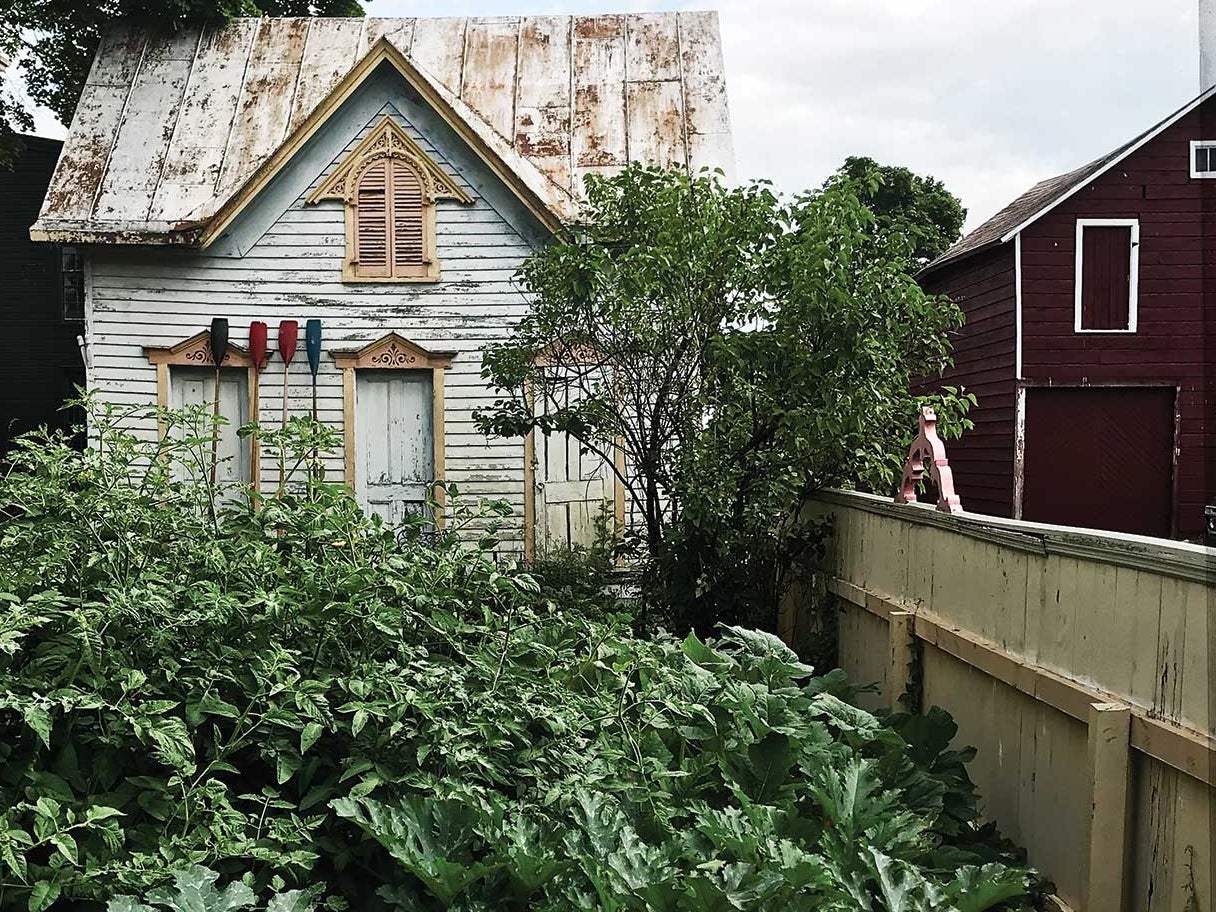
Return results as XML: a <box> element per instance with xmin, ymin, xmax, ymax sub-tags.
<box><xmin>307</xmin><ymin>116</ymin><xmax>472</xmax><ymax>283</ymax></box>
<box><xmin>143</xmin><ymin>330</ymin><xmax>261</xmax><ymax>484</ymax></box>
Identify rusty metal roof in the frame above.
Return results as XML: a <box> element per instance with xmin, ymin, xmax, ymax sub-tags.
<box><xmin>922</xmin><ymin>84</ymin><xmax>1216</xmax><ymax>276</ymax></box>
<box><xmin>33</xmin><ymin>13</ymin><xmax>734</xmax><ymax>244</ymax></box>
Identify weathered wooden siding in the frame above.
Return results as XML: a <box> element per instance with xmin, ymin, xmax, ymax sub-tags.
<box><xmin>86</xmin><ymin>71</ymin><xmax>544</xmax><ymax>546</ymax></box>
<box><xmin>0</xmin><ymin>136</ymin><xmax>84</xmax><ymax>455</ymax></box>
<box><xmin>1019</xmin><ymin>99</ymin><xmax>1216</xmax><ymax>538</ymax></box>
<box><xmin>798</xmin><ymin>490</ymin><xmax>1214</xmax><ymax>912</ymax></box>
<box><xmin>916</xmin><ymin>244</ymin><xmax>1017</xmax><ymax>518</ymax></box>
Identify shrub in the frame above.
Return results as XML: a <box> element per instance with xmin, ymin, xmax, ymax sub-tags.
<box><xmin>0</xmin><ymin>404</ymin><xmax>1038</xmax><ymax>911</ymax></box>
<box><xmin>528</xmin><ymin>505</ymin><xmax>623</xmax><ymax>619</ymax></box>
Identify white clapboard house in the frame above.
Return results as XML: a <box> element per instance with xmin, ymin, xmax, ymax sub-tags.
<box><xmin>31</xmin><ymin>14</ymin><xmax>733</xmax><ymax>554</ymax></box>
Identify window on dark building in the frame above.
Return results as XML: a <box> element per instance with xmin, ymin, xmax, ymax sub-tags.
<box><xmin>1075</xmin><ymin>219</ymin><xmax>1137</xmax><ymax>333</ymax></box>
<box><xmin>60</xmin><ymin>246</ymin><xmax>84</xmax><ymax>322</ymax></box>
<box><xmin>1190</xmin><ymin>140</ymin><xmax>1216</xmax><ymax>178</ymax></box>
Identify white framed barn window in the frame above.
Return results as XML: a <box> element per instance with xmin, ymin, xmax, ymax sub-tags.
<box><xmin>1190</xmin><ymin>140</ymin><xmax>1216</xmax><ymax>178</ymax></box>
<box><xmin>1074</xmin><ymin>218</ymin><xmax>1139</xmax><ymax>334</ymax></box>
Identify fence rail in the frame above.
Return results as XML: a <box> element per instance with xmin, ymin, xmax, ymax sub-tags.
<box><xmin>791</xmin><ymin>490</ymin><xmax>1214</xmax><ymax>912</ymax></box>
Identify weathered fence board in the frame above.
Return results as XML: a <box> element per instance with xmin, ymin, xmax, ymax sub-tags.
<box><xmin>798</xmin><ymin>489</ymin><xmax>1214</xmax><ymax>912</ymax></box>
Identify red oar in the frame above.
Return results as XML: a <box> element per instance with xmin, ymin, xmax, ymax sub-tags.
<box><xmin>277</xmin><ymin>321</ymin><xmax>299</xmax><ymax>489</ymax></box>
<box><xmin>249</xmin><ymin>321</ymin><xmax>269</xmax><ymax>371</ymax></box>
<box><xmin>248</xmin><ymin>322</ymin><xmax>270</xmax><ymax>500</ymax></box>
<box><xmin>208</xmin><ymin>318</ymin><xmax>230</xmax><ymax>489</ymax></box>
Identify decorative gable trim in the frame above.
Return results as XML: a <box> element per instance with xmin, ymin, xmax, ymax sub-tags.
<box><xmin>198</xmin><ymin>37</ymin><xmax>573</xmax><ymax>249</ymax></box>
<box><xmin>531</xmin><ymin>340</ymin><xmax>604</xmax><ymax>368</ymax></box>
<box><xmin>144</xmin><ymin>330</ymin><xmax>255</xmax><ymax>367</ymax></box>
<box><xmin>330</xmin><ymin>331</ymin><xmax>455</xmax><ymax>370</ymax></box>
<box><xmin>308</xmin><ymin>116</ymin><xmax>471</xmax><ymax>207</ymax></box>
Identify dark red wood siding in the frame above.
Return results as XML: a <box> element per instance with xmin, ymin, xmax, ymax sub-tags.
<box><xmin>1078</xmin><ymin>225</ymin><xmax>1132</xmax><ymax>330</ymax></box>
<box><xmin>915</xmin><ymin>244</ymin><xmax>1017</xmax><ymax>518</ymax></box>
<box><xmin>1019</xmin><ymin>98</ymin><xmax>1216</xmax><ymax>537</ymax></box>
<box><xmin>1022</xmin><ymin>387</ymin><xmax>1175</xmax><ymax>537</ymax></box>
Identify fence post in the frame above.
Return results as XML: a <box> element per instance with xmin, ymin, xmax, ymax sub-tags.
<box><xmin>887</xmin><ymin>611</ymin><xmax>916</xmax><ymax>712</ymax></box>
<box><xmin>1085</xmin><ymin>702</ymin><xmax>1131</xmax><ymax>912</ymax></box>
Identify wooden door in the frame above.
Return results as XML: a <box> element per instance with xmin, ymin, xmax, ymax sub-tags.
<box><xmin>355</xmin><ymin>370</ymin><xmax>433</xmax><ymax>524</ymax></box>
<box><xmin>1023</xmin><ymin>387</ymin><xmax>1174</xmax><ymax>537</ymax></box>
<box><xmin>170</xmin><ymin>366</ymin><xmax>249</xmax><ymax>483</ymax></box>
<box><xmin>534</xmin><ymin>382</ymin><xmax>612</xmax><ymax>551</ymax></box>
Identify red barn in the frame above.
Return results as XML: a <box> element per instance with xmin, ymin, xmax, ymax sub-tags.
<box><xmin>918</xmin><ymin>87</ymin><xmax>1216</xmax><ymax>540</ymax></box>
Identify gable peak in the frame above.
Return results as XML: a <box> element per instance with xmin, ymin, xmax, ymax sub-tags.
<box><xmin>308</xmin><ymin>115</ymin><xmax>472</xmax><ymax>206</ymax></box>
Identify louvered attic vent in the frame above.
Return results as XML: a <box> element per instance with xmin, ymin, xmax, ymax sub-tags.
<box><xmin>308</xmin><ymin>116</ymin><xmax>472</xmax><ymax>283</ymax></box>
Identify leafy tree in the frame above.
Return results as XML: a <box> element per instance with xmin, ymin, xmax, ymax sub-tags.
<box><xmin>479</xmin><ymin>166</ymin><xmax>783</xmax><ymax>561</ymax></box>
<box><xmin>477</xmin><ymin>164</ymin><xmax>970</xmax><ymax>633</ymax></box>
<box><xmin>834</xmin><ymin>155</ymin><xmax>966</xmax><ymax>267</ymax></box>
<box><xmin>0</xmin><ymin>0</ymin><xmax>362</xmax><ymax>164</ymax></box>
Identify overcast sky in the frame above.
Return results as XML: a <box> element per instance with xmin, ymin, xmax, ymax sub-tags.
<box><xmin>11</xmin><ymin>0</ymin><xmax>1201</xmax><ymax>232</ymax></box>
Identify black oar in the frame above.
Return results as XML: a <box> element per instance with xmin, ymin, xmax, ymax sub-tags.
<box><xmin>248</xmin><ymin>321</ymin><xmax>270</xmax><ymax>501</ymax></box>
<box><xmin>208</xmin><ymin>318</ymin><xmax>230</xmax><ymax>489</ymax></box>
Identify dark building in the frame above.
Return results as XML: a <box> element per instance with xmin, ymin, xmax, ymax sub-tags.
<box><xmin>917</xmin><ymin>88</ymin><xmax>1216</xmax><ymax>539</ymax></box>
<box><xmin>1</xmin><ymin>135</ymin><xmax>83</xmax><ymax>455</ymax></box>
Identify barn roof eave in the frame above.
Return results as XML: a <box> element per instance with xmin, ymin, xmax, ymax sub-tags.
<box><xmin>916</xmin><ymin>237</ymin><xmax>1007</xmax><ymax>281</ymax></box>
<box><xmin>994</xmin><ymin>83</ymin><xmax>1216</xmax><ymax>245</ymax></box>
<box><xmin>920</xmin><ymin>83</ymin><xmax>1216</xmax><ymax>279</ymax></box>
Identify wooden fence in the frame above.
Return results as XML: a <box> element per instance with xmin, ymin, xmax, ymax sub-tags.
<box><xmin>787</xmin><ymin>490</ymin><xmax>1214</xmax><ymax>912</ymax></box>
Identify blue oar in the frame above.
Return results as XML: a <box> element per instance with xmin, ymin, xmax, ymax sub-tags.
<box><xmin>306</xmin><ymin>319</ymin><xmax>322</xmax><ymax>469</ymax></box>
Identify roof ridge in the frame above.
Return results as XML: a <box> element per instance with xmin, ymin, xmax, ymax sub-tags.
<box><xmin>922</xmin><ymin>84</ymin><xmax>1216</xmax><ymax>276</ymax></box>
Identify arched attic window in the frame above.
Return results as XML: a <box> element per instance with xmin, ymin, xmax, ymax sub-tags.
<box><xmin>308</xmin><ymin>116</ymin><xmax>472</xmax><ymax>283</ymax></box>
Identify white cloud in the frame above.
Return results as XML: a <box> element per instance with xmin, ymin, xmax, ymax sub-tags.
<box><xmin>714</xmin><ymin>0</ymin><xmax>1197</xmax><ymax>227</ymax></box>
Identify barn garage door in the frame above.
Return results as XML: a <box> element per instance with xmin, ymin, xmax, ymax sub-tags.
<box><xmin>1022</xmin><ymin>387</ymin><xmax>1174</xmax><ymax>537</ymax></box>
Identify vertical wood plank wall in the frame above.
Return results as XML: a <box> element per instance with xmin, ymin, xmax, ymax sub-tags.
<box><xmin>797</xmin><ymin>490</ymin><xmax>1214</xmax><ymax>912</ymax></box>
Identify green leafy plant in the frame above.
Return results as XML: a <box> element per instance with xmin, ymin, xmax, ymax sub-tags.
<box><xmin>109</xmin><ymin>866</ymin><xmax>317</xmax><ymax>912</ymax></box>
<box><xmin>529</xmin><ymin>503</ymin><xmax>622</xmax><ymax>618</ymax></box>
<box><xmin>831</xmin><ymin>155</ymin><xmax>967</xmax><ymax>267</ymax></box>
<box><xmin>0</xmin><ymin>402</ymin><xmax>1039</xmax><ymax>911</ymax></box>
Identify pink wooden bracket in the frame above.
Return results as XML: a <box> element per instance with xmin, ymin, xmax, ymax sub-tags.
<box><xmin>895</xmin><ymin>406</ymin><xmax>963</xmax><ymax>514</ymax></box>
